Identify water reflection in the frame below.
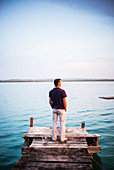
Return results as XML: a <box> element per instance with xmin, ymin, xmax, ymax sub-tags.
<box><xmin>92</xmin><ymin>153</ymin><xmax>102</xmax><ymax>170</ymax></box>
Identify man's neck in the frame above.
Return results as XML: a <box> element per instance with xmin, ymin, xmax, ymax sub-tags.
<box><xmin>56</xmin><ymin>85</ymin><xmax>60</xmax><ymax>88</ymax></box>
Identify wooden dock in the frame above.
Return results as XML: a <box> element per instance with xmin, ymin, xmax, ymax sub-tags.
<box><xmin>13</xmin><ymin>119</ymin><xmax>101</xmax><ymax>170</ymax></box>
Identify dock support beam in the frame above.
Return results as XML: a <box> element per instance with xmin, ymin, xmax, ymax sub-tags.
<box><xmin>30</xmin><ymin>117</ymin><xmax>34</xmax><ymax>127</ymax></box>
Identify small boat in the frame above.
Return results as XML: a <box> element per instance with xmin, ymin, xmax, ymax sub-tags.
<box><xmin>99</xmin><ymin>96</ymin><xmax>114</xmax><ymax>100</ymax></box>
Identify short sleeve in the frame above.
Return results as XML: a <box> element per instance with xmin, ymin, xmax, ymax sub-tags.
<box><xmin>49</xmin><ymin>91</ymin><xmax>51</xmax><ymax>98</ymax></box>
<box><xmin>62</xmin><ymin>90</ymin><xmax>67</xmax><ymax>98</ymax></box>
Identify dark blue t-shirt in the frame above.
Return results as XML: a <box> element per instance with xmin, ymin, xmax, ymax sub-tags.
<box><xmin>49</xmin><ymin>88</ymin><xmax>67</xmax><ymax>109</ymax></box>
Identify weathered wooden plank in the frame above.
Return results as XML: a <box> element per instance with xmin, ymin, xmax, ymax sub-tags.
<box><xmin>30</xmin><ymin>144</ymin><xmax>88</xmax><ymax>149</ymax></box>
<box><xmin>65</xmin><ymin>127</ymin><xmax>88</xmax><ymax>134</ymax></box>
<box><xmin>33</xmin><ymin>137</ymin><xmax>86</xmax><ymax>143</ymax></box>
<box><xmin>26</xmin><ymin>155</ymin><xmax>91</xmax><ymax>163</ymax></box>
<box><xmin>23</xmin><ymin>134</ymin><xmax>87</xmax><ymax>138</ymax></box>
<box><xmin>27</xmin><ymin>127</ymin><xmax>89</xmax><ymax>136</ymax></box>
<box><xmin>88</xmin><ymin>145</ymin><xmax>101</xmax><ymax>153</ymax></box>
<box><xmin>20</xmin><ymin>154</ymin><xmax>92</xmax><ymax>163</ymax></box>
<box><xmin>13</xmin><ymin>147</ymin><xmax>93</xmax><ymax>170</ymax></box>
<box><xmin>23</xmin><ymin>133</ymin><xmax>101</xmax><ymax>139</ymax></box>
<box><xmin>30</xmin><ymin>138</ymin><xmax>88</xmax><ymax>148</ymax></box>
<box><xmin>27</xmin><ymin>127</ymin><xmax>101</xmax><ymax>138</ymax></box>
<box><xmin>23</xmin><ymin>133</ymin><xmax>51</xmax><ymax>138</ymax></box>
<box><xmin>13</xmin><ymin>162</ymin><xmax>93</xmax><ymax>170</ymax></box>
<box><xmin>23</xmin><ymin>134</ymin><xmax>84</xmax><ymax>138</ymax></box>
<box><xmin>32</xmin><ymin>138</ymin><xmax>87</xmax><ymax>143</ymax></box>
<box><xmin>85</xmin><ymin>134</ymin><xmax>101</xmax><ymax>138</ymax></box>
<box><xmin>23</xmin><ymin>127</ymin><xmax>100</xmax><ymax>139</ymax></box>
<box><xmin>26</xmin><ymin>155</ymin><xmax>91</xmax><ymax>162</ymax></box>
<box><xmin>28</xmin><ymin>127</ymin><xmax>88</xmax><ymax>132</ymax></box>
<box><xmin>31</xmin><ymin>141</ymin><xmax>87</xmax><ymax>144</ymax></box>
<box><xmin>23</xmin><ymin>147</ymin><xmax>89</xmax><ymax>156</ymax></box>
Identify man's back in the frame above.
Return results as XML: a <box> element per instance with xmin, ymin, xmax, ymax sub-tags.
<box><xmin>49</xmin><ymin>88</ymin><xmax>67</xmax><ymax>109</ymax></box>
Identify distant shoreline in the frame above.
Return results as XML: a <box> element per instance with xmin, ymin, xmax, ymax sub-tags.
<box><xmin>0</xmin><ymin>79</ymin><xmax>114</xmax><ymax>83</ymax></box>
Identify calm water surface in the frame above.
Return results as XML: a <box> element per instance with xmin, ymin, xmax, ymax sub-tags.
<box><xmin>0</xmin><ymin>82</ymin><xmax>114</xmax><ymax>170</ymax></box>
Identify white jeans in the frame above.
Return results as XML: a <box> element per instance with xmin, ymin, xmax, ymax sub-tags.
<box><xmin>52</xmin><ymin>109</ymin><xmax>67</xmax><ymax>141</ymax></box>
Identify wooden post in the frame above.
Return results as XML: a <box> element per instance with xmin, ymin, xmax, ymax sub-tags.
<box><xmin>30</xmin><ymin>117</ymin><xmax>34</xmax><ymax>127</ymax></box>
<box><xmin>96</xmin><ymin>137</ymin><xmax>99</xmax><ymax>145</ymax></box>
<box><xmin>81</xmin><ymin>122</ymin><xmax>85</xmax><ymax>128</ymax></box>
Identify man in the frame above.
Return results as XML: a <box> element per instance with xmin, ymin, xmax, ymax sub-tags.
<box><xmin>49</xmin><ymin>79</ymin><xmax>67</xmax><ymax>142</ymax></box>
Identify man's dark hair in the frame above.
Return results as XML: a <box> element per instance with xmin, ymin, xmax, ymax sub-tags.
<box><xmin>54</xmin><ymin>79</ymin><xmax>61</xmax><ymax>87</ymax></box>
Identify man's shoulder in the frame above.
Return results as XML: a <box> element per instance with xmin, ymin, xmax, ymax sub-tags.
<box><xmin>59</xmin><ymin>88</ymin><xmax>66</xmax><ymax>92</ymax></box>
<box><xmin>49</xmin><ymin>88</ymin><xmax>54</xmax><ymax>97</ymax></box>
<box><xmin>49</xmin><ymin>88</ymin><xmax>54</xmax><ymax>93</ymax></box>
<box><xmin>49</xmin><ymin>88</ymin><xmax>66</xmax><ymax>93</ymax></box>
<box><xmin>59</xmin><ymin>88</ymin><xmax>67</xmax><ymax>96</ymax></box>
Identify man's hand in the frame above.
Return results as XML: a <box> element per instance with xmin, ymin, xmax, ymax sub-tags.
<box><xmin>63</xmin><ymin>97</ymin><xmax>67</xmax><ymax>112</ymax></box>
<box><xmin>49</xmin><ymin>97</ymin><xmax>52</xmax><ymax>108</ymax></box>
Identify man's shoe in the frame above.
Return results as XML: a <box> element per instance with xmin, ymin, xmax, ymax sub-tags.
<box><xmin>61</xmin><ymin>138</ymin><xmax>67</xmax><ymax>143</ymax></box>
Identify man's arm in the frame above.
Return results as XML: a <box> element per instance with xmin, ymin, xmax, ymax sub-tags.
<box><xmin>49</xmin><ymin>97</ymin><xmax>52</xmax><ymax>108</ymax></box>
<box><xmin>63</xmin><ymin>97</ymin><xmax>67</xmax><ymax>112</ymax></box>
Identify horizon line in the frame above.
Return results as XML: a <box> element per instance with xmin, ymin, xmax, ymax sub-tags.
<box><xmin>0</xmin><ymin>78</ymin><xmax>114</xmax><ymax>83</ymax></box>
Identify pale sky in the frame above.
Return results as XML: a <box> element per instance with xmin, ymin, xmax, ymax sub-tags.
<box><xmin>0</xmin><ymin>0</ymin><xmax>114</xmax><ymax>80</ymax></box>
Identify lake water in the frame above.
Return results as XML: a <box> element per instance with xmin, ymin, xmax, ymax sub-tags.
<box><xmin>0</xmin><ymin>82</ymin><xmax>114</xmax><ymax>170</ymax></box>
